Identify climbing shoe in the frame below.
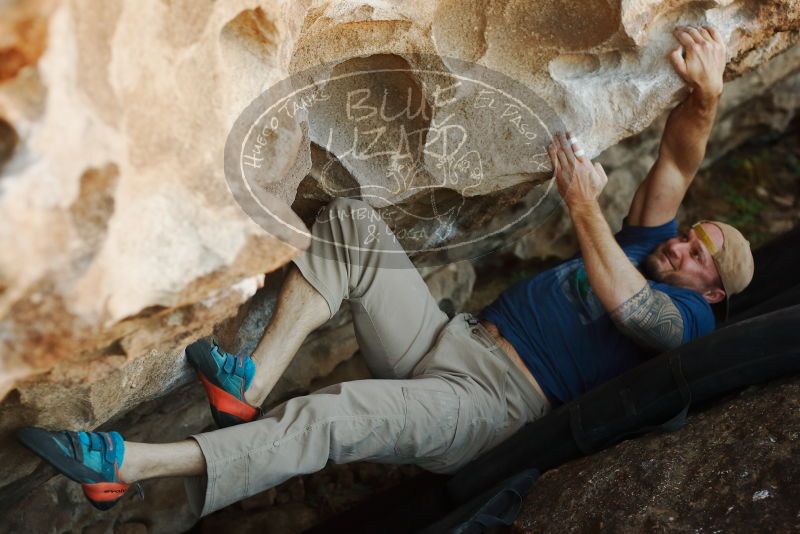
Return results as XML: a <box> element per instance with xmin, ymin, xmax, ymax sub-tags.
<box><xmin>16</xmin><ymin>427</ymin><xmax>142</xmax><ymax>511</ymax></box>
<box><xmin>185</xmin><ymin>339</ymin><xmax>260</xmax><ymax>428</ymax></box>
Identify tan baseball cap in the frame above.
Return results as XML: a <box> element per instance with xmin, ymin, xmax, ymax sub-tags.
<box><xmin>692</xmin><ymin>220</ymin><xmax>755</xmax><ymax>319</ymax></box>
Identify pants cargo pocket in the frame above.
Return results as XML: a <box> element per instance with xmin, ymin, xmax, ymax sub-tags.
<box><xmin>394</xmin><ymin>387</ymin><xmax>460</xmax><ymax>458</ymax></box>
<box><xmin>458</xmin><ymin>370</ymin><xmax>510</xmax><ymax>461</ymax></box>
<box><xmin>483</xmin><ymin>371</ymin><xmax>515</xmax><ymax>453</ymax></box>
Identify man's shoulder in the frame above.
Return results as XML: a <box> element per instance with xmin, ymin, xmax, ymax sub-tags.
<box><xmin>650</xmin><ymin>281</ymin><xmax>716</xmax><ymax>340</ymax></box>
<box><xmin>615</xmin><ymin>216</ymin><xmax>679</xmax><ymax>245</ymax></box>
<box><xmin>614</xmin><ymin>217</ymin><xmax>679</xmax><ymax>266</ymax></box>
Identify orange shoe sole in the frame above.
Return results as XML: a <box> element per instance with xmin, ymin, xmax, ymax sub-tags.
<box><xmin>198</xmin><ymin>373</ymin><xmax>259</xmax><ymax>427</ymax></box>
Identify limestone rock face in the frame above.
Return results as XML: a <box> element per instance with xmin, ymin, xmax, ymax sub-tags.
<box><xmin>514</xmin><ymin>44</ymin><xmax>800</xmax><ymax>261</ymax></box>
<box><xmin>0</xmin><ymin>0</ymin><xmax>798</xmax><ymax>530</ymax></box>
<box><xmin>514</xmin><ymin>377</ymin><xmax>800</xmax><ymax>533</ymax></box>
<box><xmin>0</xmin><ymin>261</ymin><xmax>475</xmax><ymax>534</ymax></box>
<box><xmin>2</xmin><ymin>0</ymin><xmax>798</xmax><ymax>398</ymax></box>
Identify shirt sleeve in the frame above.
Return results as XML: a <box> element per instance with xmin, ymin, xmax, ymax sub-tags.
<box><xmin>614</xmin><ymin>216</ymin><xmax>679</xmax><ymax>265</ymax></box>
<box><xmin>651</xmin><ymin>282</ymin><xmax>716</xmax><ymax>344</ymax></box>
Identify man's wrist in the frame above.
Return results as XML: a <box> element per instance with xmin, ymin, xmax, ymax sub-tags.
<box><xmin>690</xmin><ymin>85</ymin><xmax>721</xmax><ymax>111</ymax></box>
<box><xmin>566</xmin><ymin>197</ymin><xmax>602</xmax><ymax>220</ymax></box>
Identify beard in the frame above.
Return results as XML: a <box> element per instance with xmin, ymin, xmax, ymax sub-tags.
<box><xmin>643</xmin><ymin>252</ymin><xmax>666</xmax><ymax>282</ymax></box>
<box><xmin>643</xmin><ymin>251</ymin><xmax>705</xmax><ymax>293</ymax></box>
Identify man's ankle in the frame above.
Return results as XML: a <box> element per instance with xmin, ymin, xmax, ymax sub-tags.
<box><xmin>243</xmin><ymin>385</ymin><xmax>265</xmax><ymax>407</ymax></box>
<box><xmin>118</xmin><ymin>442</ymin><xmax>138</xmax><ymax>483</ymax></box>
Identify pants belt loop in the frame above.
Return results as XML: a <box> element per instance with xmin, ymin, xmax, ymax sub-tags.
<box><xmin>466</xmin><ymin>316</ymin><xmax>497</xmax><ymax>350</ymax></box>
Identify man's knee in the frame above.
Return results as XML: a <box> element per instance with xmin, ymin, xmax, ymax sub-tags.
<box><xmin>326</xmin><ymin>196</ymin><xmax>373</xmax><ymax>214</ymax></box>
<box><xmin>304</xmin><ymin>382</ymin><xmax>406</xmax><ymax>462</ymax></box>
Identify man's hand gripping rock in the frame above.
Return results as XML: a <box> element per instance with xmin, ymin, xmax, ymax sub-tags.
<box><xmin>670</xmin><ymin>25</ymin><xmax>727</xmax><ymax>100</ymax></box>
<box><xmin>547</xmin><ymin>131</ymin><xmax>608</xmax><ymax>211</ymax></box>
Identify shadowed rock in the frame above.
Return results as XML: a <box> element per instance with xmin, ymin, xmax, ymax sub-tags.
<box><xmin>514</xmin><ymin>376</ymin><xmax>800</xmax><ymax>533</ymax></box>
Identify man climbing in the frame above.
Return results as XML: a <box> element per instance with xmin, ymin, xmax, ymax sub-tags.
<box><xmin>18</xmin><ymin>25</ymin><xmax>754</xmax><ymax>515</ymax></box>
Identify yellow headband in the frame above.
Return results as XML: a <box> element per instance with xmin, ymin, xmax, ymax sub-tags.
<box><xmin>692</xmin><ymin>222</ymin><xmax>718</xmax><ymax>255</ymax></box>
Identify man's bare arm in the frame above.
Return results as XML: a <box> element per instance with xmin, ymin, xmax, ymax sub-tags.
<box><xmin>628</xmin><ymin>25</ymin><xmax>726</xmax><ymax>227</ymax></box>
<box><xmin>610</xmin><ymin>284</ymin><xmax>684</xmax><ymax>352</ymax></box>
<box><xmin>568</xmin><ymin>188</ymin><xmax>685</xmax><ymax>352</ymax></box>
<box><xmin>548</xmin><ymin>133</ymin><xmax>684</xmax><ymax>352</ymax></box>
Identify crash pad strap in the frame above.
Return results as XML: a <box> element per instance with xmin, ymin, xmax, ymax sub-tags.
<box><xmin>569</xmin><ymin>354</ymin><xmax>693</xmax><ymax>454</ymax></box>
<box><xmin>568</xmin><ymin>404</ymin><xmax>593</xmax><ymax>455</ymax></box>
<box><xmin>451</xmin><ymin>469</ymin><xmax>540</xmax><ymax>533</ymax></box>
<box><xmin>658</xmin><ymin>354</ymin><xmax>692</xmax><ymax>432</ymax></box>
<box><xmin>619</xmin><ymin>388</ymin><xmax>638</xmax><ymax>417</ymax></box>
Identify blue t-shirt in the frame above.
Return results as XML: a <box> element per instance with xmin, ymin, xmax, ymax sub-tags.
<box><xmin>478</xmin><ymin>218</ymin><xmax>715</xmax><ymax>406</ymax></box>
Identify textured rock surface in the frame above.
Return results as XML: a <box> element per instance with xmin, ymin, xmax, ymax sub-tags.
<box><xmin>218</xmin><ymin>260</ymin><xmax>475</xmax><ymax>411</ymax></box>
<box><xmin>513</xmin><ymin>376</ymin><xmax>800</xmax><ymax>533</ymax></box>
<box><xmin>0</xmin><ymin>261</ymin><xmax>473</xmax><ymax>534</ymax></box>
<box><xmin>515</xmin><ymin>44</ymin><xmax>800</xmax><ymax>261</ymax></box>
<box><xmin>0</xmin><ymin>0</ymin><xmax>799</xmax><ymax>532</ymax></box>
<box><xmin>2</xmin><ymin>0</ymin><xmax>799</xmax><ymax>393</ymax></box>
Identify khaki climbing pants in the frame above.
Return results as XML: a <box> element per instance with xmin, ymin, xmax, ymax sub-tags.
<box><xmin>185</xmin><ymin>197</ymin><xmax>550</xmax><ymax>517</ymax></box>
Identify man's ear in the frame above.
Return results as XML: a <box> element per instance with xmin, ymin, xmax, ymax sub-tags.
<box><xmin>703</xmin><ymin>286</ymin><xmax>726</xmax><ymax>304</ymax></box>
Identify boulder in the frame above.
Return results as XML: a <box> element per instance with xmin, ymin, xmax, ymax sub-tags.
<box><xmin>514</xmin><ymin>376</ymin><xmax>800</xmax><ymax>533</ymax></box>
<box><xmin>0</xmin><ymin>261</ymin><xmax>475</xmax><ymax>533</ymax></box>
<box><xmin>0</xmin><ymin>0</ymin><xmax>799</xmax><ymax>531</ymax></box>
<box><xmin>514</xmin><ymin>44</ymin><xmax>800</xmax><ymax>261</ymax></box>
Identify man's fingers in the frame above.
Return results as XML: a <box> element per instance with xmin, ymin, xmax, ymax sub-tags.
<box><xmin>705</xmin><ymin>25</ymin><xmax>724</xmax><ymax>46</ymax></box>
<box><xmin>685</xmin><ymin>26</ymin><xmax>706</xmax><ymax>45</ymax></box>
<box><xmin>697</xmin><ymin>26</ymin><xmax>713</xmax><ymax>42</ymax></box>
<box><xmin>547</xmin><ymin>142</ymin><xmax>559</xmax><ymax>171</ymax></box>
<box><xmin>593</xmin><ymin>161</ymin><xmax>605</xmax><ymax>177</ymax></box>
<box><xmin>558</xmin><ymin>132</ymin><xmax>576</xmax><ymax>165</ymax></box>
<box><xmin>673</xmin><ymin>28</ymin><xmax>696</xmax><ymax>49</ymax></box>
<box><xmin>548</xmin><ymin>141</ymin><xmax>571</xmax><ymax>196</ymax></box>
<box><xmin>556</xmin><ymin>148</ymin><xmax>570</xmax><ymax>172</ymax></box>
<box><xmin>568</xmin><ymin>133</ymin><xmax>587</xmax><ymax>160</ymax></box>
<box><xmin>548</xmin><ymin>142</ymin><xmax>564</xmax><ymax>179</ymax></box>
<box><xmin>594</xmin><ymin>162</ymin><xmax>608</xmax><ymax>184</ymax></box>
<box><xmin>669</xmin><ymin>46</ymin><xmax>687</xmax><ymax>77</ymax></box>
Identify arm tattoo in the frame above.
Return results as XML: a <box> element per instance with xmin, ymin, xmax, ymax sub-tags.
<box><xmin>610</xmin><ymin>283</ymin><xmax>684</xmax><ymax>353</ymax></box>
